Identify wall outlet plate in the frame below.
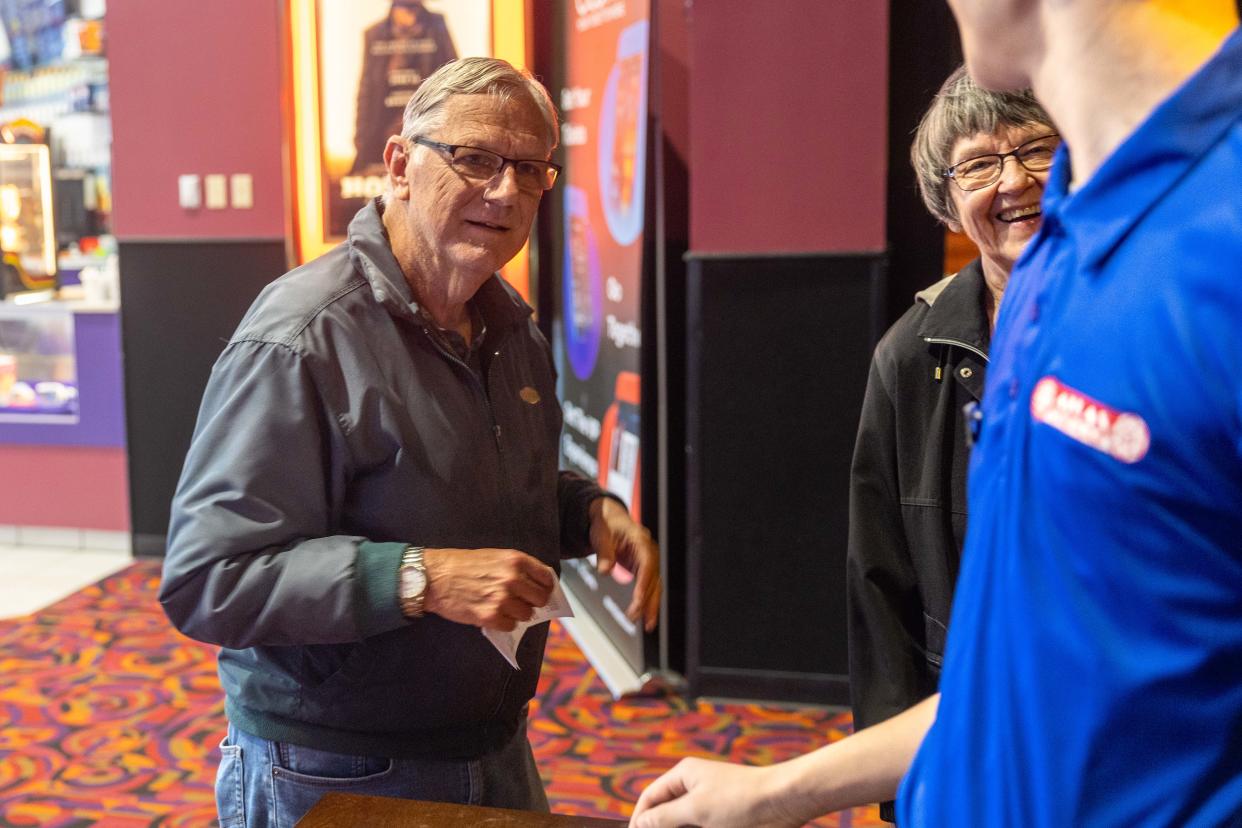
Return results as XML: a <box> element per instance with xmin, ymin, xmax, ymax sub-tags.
<box><xmin>204</xmin><ymin>174</ymin><xmax>228</xmax><ymax>209</ymax></box>
<box><xmin>177</xmin><ymin>174</ymin><xmax>201</xmax><ymax>210</ymax></box>
<box><xmin>230</xmin><ymin>173</ymin><xmax>254</xmax><ymax>209</ymax></box>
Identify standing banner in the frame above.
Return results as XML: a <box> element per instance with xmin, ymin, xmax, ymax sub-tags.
<box><xmin>553</xmin><ymin>0</ymin><xmax>652</xmax><ymax>675</ymax></box>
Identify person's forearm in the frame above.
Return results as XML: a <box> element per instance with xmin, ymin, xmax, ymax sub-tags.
<box><xmin>161</xmin><ymin>534</ymin><xmax>383</xmax><ymax>648</ymax></box>
<box><xmin>773</xmin><ymin>694</ymin><xmax>939</xmax><ymax>819</ymax></box>
<box><xmin>556</xmin><ymin>471</ymin><xmax>615</xmax><ymax>556</ymax></box>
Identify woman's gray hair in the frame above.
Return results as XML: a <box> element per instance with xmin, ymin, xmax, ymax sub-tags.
<box><xmin>912</xmin><ymin>65</ymin><xmax>1053</xmax><ymax>227</ymax></box>
<box><xmin>400</xmin><ymin>57</ymin><xmax>559</xmax><ymax>150</ymax></box>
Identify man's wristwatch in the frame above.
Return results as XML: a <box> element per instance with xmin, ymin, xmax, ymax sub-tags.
<box><xmin>398</xmin><ymin>545</ymin><xmax>427</xmax><ymax>618</ymax></box>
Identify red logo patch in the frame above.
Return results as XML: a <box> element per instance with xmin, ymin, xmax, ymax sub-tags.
<box><xmin>1030</xmin><ymin>376</ymin><xmax>1150</xmax><ymax>464</ymax></box>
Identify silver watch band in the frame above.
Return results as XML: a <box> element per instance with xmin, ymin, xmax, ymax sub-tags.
<box><xmin>398</xmin><ymin>545</ymin><xmax>427</xmax><ymax>618</ymax></box>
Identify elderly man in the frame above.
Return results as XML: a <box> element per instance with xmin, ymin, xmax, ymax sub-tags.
<box><xmin>631</xmin><ymin>1</ymin><xmax>1242</xmax><ymax>826</ymax></box>
<box><xmin>160</xmin><ymin>57</ymin><xmax>659</xmax><ymax>826</ymax></box>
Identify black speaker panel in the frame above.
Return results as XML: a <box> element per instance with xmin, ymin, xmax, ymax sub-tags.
<box><xmin>119</xmin><ymin>239</ymin><xmax>289</xmax><ymax>556</ymax></box>
<box><xmin>684</xmin><ymin>251</ymin><xmax>885</xmax><ymax>704</ymax></box>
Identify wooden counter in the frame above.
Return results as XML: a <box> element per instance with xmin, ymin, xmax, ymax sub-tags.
<box><xmin>297</xmin><ymin>793</ymin><xmax>628</xmax><ymax>827</ymax></box>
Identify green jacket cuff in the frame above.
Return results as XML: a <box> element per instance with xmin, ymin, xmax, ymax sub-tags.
<box><xmin>354</xmin><ymin>540</ymin><xmax>409</xmax><ymax>637</ymax></box>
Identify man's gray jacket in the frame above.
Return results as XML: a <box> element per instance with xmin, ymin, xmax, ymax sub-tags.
<box><xmin>160</xmin><ymin>200</ymin><xmax>606</xmax><ymax>759</ymax></box>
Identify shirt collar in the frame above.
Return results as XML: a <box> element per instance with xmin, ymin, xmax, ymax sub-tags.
<box><xmin>414</xmin><ymin>299</ymin><xmax>488</xmax><ymax>361</ymax></box>
<box><xmin>347</xmin><ymin>197</ymin><xmax>535</xmax><ymax>331</ymax></box>
<box><xmin>1043</xmin><ymin>26</ymin><xmax>1242</xmax><ymax>271</ymax></box>
<box><xmin>917</xmin><ymin>258</ymin><xmax>991</xmax><ymax>351</ymax></box>
<box><xmin>348</xmin><ymin>198</ymin><xmax>418</xmax><ymax>318</ymax></box>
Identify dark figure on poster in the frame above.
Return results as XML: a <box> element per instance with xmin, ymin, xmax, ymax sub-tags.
<box><xmin>350</xmin><ymin>0</ymin><xmax>457</xmax><ymax>175</ymax></box>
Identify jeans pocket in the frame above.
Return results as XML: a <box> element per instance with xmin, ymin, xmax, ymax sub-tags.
<box><xmin>215</xmin><ymin>738</ymin><xmax>245</xmax><ymax>828</ymax></box>
<box><xmin>271</xmin><ymin>745</ymin><xmax>394</xmax><ymax>828</ymax></box>
<box><xmin>275</xmin><ymin>741</ymin><xmax>392</xmax><ymax>780</ymax></box>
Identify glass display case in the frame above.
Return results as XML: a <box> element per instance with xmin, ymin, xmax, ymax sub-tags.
<box><xmin>0</xmin><ymin>136</ymin><xmax>58</xmax><ymax>297</ymax></box>
<box><xmin>0</xmin><ymin>303</ymin><xmax>77</xmax><ymax>421</ymax></box>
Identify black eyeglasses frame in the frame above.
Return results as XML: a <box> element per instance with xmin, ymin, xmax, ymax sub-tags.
<box><xmin>942</xmin><ymin>133</ymin><xmax>1061</xmax><ymax>192</ymax></box>
<box><xmin>411</xmin><ymin>136</ymin><xmax>562</xmax><ymax>192</ymax></box>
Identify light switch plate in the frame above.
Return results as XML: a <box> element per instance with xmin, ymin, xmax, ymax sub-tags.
<box><xmin>204</xmin><ymin>174</ymin><xmax>228</xmax><ymax>209</ymax></box>
<box><xmin>178</xmin><ymin>174</ymin><xmax>201</xmax><ymax>209</ymax></box>
<box><xmin>230</xmin><ymin>173</ymin><xmax>254</xmax><ymax>209</ymax></box>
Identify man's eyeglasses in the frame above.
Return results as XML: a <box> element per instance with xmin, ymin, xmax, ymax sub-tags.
<box><xmin>412</xmin><ymin>137</ymin><xmax>561</xmax><ymax>193</ymax></box>
<box><xmin>943</xmin><ymin>134</ymin><xmax>1061</xmax><ymax>191</ymax></box>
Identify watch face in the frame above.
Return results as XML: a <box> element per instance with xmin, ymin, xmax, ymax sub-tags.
<box><xmin>401</xmin><ymin>565</ymin><xmax>426</xmax><ymax>598</ymax></box>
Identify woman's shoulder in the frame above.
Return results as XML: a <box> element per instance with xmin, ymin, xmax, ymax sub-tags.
<box><xmin>874</xmin><ymin>276</ymin><xmax>951</xmax><ymax>359</ymax></box>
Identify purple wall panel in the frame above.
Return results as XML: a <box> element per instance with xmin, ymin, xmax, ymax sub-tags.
<box><xmin>0</xmin><ymin>311</ymin><xmax>126</xmax><ymax>447</ymax></box>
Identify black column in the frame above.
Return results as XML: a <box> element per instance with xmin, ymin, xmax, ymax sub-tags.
<box><xmin>119</xmin><ymin>239</ymin><xmax>288</xmax><ymax>557</ymax></box>
<box><xmin>683</xmin><ymin>252</ymin><xmax>885</xmax><ymax>704</ymax></box>
<box><xmin>885</xmin><ymin>2</ymin><xmax>962</xmax><ymax>325</ymax></box>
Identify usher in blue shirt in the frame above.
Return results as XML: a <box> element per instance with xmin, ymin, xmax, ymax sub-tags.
<box><xmin>899</xmin><ymin>27</ymin><xmax>1242</xmax><ymax>828</ymax></box>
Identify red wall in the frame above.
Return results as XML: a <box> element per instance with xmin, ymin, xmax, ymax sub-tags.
<box><xmin>108</xmin><ymin>0</ymin><xmax>288</xmax><ymax>240</ymax></box>
<box><xmin>687</xmin><ymin>1</ymin><xmax>888</xmax><ymax>255</ymax></box>
<box><xmin>0</xmin><ymin>446</ymin><xmax>129</xmax><ymax>531</ymax></box>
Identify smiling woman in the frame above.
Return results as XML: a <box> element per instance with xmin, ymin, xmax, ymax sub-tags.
<box><xmin>845</xmin><ymin>64</ymin><xmax>1055</xmax><ymax>823</ymax></box>
<box><xmin>910</xmin><ymin>66</ymin><xmax>1055</xmax><ymax>321</ymax></box>
<box><xmin>943</xmin><ymin>125</ymin><xmax>1058</xmax><ymax>313</ymax></box>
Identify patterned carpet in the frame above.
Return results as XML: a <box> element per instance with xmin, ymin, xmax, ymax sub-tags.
<box><xmin>0</xmin><ymin>561</ymin><xmax>882</xmax><ymax>826</ymax></box>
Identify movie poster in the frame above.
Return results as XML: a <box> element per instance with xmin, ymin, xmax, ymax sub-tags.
<box><xmin>314</xmin><ymin>0</ymin><xmax>491</xmax><ymax>240</ymax></box>
<box><xmin>554</xmin><ymin>0</ymin><xmax>651</xmax><ymax>674</ymax></box>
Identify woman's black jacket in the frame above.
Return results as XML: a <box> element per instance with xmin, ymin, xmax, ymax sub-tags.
<box><xmin>846</xmin><ymin>259</ymin><xmax>991</xmax><ymax>819</ymax></box>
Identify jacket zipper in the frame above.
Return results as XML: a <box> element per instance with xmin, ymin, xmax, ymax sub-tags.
<box><xmin>479</xmin><ymin>339</ymin><xmax>522</xmax><ymax>715</ymax></box>
<box><xmin>419</xmin><ymin>325</ymin><xmax>533</xmax><ymax>722</ymax></box>
<box><xmin>923</xmin><ymin>336</ymin><xmax>990</xmax><ymax>363</ymax></box>
<box><xmin>417</xmin><ymin>325</ymin><xmax>510</xmax><ymax>468</ymax></box>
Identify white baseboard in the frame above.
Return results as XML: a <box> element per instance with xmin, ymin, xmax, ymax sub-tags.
<box><xmin>81</xmin><ymin>530</ymin><xmax>133</xmax><ymax>553</ymax></box>
<box><xmin>15</xmin><ymin>526</ymin><xmax>82</xmax><ymax>549</ymax></box>
<box><xmin>0</xmin><ymin>524</ymin><xmax>131</xmax><ymax>554</ymax></box>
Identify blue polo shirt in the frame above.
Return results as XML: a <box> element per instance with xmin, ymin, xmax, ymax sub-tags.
<box><xmin>898</xmin><ymin>27</ymin><xmax>1242</xmax><ymax>828</ymax></box>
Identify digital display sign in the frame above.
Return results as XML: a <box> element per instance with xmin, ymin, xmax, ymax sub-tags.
<box><xmin>554</xmin><ymin>0</ymin><xmax>652</xmax><ymax>675</ymax></box>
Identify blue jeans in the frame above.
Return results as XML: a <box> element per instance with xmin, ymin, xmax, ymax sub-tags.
<box><xmin>215</xmin><ymin>720</ymin><xmax>549</xmax><ymax>827</ymax></box>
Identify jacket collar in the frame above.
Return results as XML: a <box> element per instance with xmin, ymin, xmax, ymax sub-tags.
<box><xmin>346</xmin><ymin>197</ymin><xmax>535</xmax><ymax>331</ymax></box>
<box><xmin>916</xmin><ymin>257</ymin><xmax>990</xmax><ymax>353</ymax></box>
<box><xmin>1043</xmin><ymin>26</ymin><xmax>1242</xmax><ymax>272</ymax></box>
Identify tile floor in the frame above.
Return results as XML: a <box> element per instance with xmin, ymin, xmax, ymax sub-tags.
<box><xmin>0</xmin><ymin>544</ymin><xmax>133</xmax><ymax>619</ymax></box>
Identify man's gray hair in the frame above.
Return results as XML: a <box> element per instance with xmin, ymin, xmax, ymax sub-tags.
<box><xmin>911</xmin><ymin>65</ymin><xmax>1053</xmax><ymax>227</ymax></box>
<box><xmin>401</xmin><ymin>56</ymin><xmax>559</xmax><ymax>149</ymax></box>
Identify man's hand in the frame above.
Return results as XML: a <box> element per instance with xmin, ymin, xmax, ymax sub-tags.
<box><xmin>629</xmin><ymin>758</ymin><xmax>805</xmax><ymax>828</ymax></box>
<box><xmin>422</xmin><ymin>548</ymin><xmax>555</xmax><ymax>631</ymax></box>
<box><xmin>631</xmin><ymin>694</ymin><xmax>941</xmax><ymax>827</ymax></box>
<box><xmin>589</xmin><ymin>497</ymin><xmax>661</xmax><ymax>631</ymax></box>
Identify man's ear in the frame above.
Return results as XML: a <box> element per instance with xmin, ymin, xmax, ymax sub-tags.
<box><xmin>384</xmin><ymin>136</ymin><xmax>411</xmax><ymax>199</ymax></box>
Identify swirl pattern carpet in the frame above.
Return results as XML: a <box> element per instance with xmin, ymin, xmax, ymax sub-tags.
<box><xmin>0</xmin><ymin>561</ymin><xmax>882</xmax><ymax>826</ymax></box>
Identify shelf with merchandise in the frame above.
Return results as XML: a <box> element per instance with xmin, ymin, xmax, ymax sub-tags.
<box><xmin>1</xmin><ymin>0</ymin><xmax>106</xmax><ymax>73</ymax></box>
<box><xmin>0</xmin><ymin>55</ymin><xmax>108</xmax><ymax>115</ymax></box>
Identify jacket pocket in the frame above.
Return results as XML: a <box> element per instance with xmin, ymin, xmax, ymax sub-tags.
<box><xmin>298</xmin><ymin>622</ymin><xmax>513</xmax><ymax>732</ymax></box>
<box><xmin>300</xmin><ymin>641</ymin><xmax>375</xmax><ymax>691</ymax></box>
<box><xmin>922</xmin><ymin>612</ymin><xmax>948</xmax><ymax>669</ymax></box>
